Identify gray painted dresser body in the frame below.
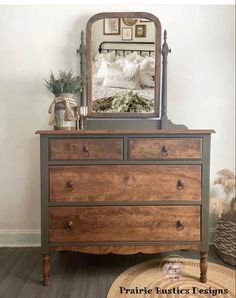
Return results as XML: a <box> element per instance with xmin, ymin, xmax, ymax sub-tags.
<box><xmin>36</xmin><ymin>129</ymin><xmax>214</xmax><ymax>285</ymax></box>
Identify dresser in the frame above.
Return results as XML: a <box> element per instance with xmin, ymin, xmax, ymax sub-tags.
<box><xmin>36</xmin><ymin>129</ymin><xmax>214</xmax><ymax>286</ymax></box>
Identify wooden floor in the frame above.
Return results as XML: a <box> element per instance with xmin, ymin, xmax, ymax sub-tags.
<box><xmin>0</xmin><ymin>245</ymin><xmax>233</xmax><ymax>298</ymax></box>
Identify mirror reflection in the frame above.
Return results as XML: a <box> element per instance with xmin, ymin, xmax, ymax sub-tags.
<box><xmin>91</xmin><ymin>17</ymin><xmax>156</xmax><ymax>114</ymax></box>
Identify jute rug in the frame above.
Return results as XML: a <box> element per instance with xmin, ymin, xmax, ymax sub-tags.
<box><xmin>107</xmin><ymin>257</ymin><xmax>235</xmax><ymax>297</ymax></box>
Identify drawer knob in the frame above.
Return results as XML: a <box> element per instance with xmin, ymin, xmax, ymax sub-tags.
<box><xmin>176</xmin><ymin>220</ymin><xmax>185</xmax><ymax>230</ymax></box>
<box><xmin>65</xmin><ymin>220</ymin><xmax>74</xmax><ymax>230</ymax></box>
<box><xmin>66</xmin><ymin>180</ymin><xmax>74</xmax><ymax>190</ymax></box>
<box><xmin>161</xmin><ymin>145</ymin><xmax>168</xmax><ymax>157</ymax></box>
<box><xmin>83</xmin><ymin>146</ymin><xmax>90</xmax><ymax>157</ymax></box>
<box><xmin>177</xmin><ymin>179</ymin><xmax>185</xmax><ymax>190</ymax></box>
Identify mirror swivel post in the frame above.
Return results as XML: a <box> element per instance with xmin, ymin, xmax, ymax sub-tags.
<box><xmin>161</xmin><ymin>29</ymin><xmax>171</xmax><ymax>129</ymax></box>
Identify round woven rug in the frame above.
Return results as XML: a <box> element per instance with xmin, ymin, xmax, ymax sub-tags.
<box><xmin>107</xmin><ymin>257</ymin><xmax>235</xmax><ymax>297</ymax></box>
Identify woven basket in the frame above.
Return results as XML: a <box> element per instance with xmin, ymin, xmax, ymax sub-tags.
<box><xmin>215</xmin><ymin>213</ymin><xmax>236</xmax><ymax>266</ymax></box>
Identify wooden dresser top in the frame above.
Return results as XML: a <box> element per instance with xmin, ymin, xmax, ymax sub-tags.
<box><xmin>36</xmin><ymin>129</ymin><xmax>215</xmax><ymax>135</ymax></box>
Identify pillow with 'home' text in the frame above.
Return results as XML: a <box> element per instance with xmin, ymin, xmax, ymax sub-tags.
<box><xmin>103</xmin><ymin>63</ymin><xmax>140</xmax><ymax>90</ymax></box>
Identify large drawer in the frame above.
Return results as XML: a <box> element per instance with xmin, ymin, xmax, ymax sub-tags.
<box><xmin>49</xmin><ymin>206</ymin><xmax>200</xmax><ymax>242</ymax></box>
<box><xmin>129</xmin><ymin>138</ymin><xmax>202</xmax><ymax>160</ymax></box>
<box><xmin>49</xmin><ymin>165</ymin><xmax>201</xmax><ymax>202</ymax></box>
<box><xmin>49</xmin><ymin>138</ymin><xmax>123</xmax><ymax>160</ymax></box>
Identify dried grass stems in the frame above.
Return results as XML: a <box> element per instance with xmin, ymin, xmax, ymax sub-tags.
<box><xmin>210</xmin><ymin>169</ymin><xmax>236</xmax><ymax>217</ymax></box>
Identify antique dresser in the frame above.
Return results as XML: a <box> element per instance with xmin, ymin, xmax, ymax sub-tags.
<box><xmin>36</xmin><ymin>129</ymin><xmax>214</xmax><ymax>286</ymax></box>
<box><xmin>37</xmin><ymin>12</ymin><xmax>214</xmax><ymax>286</ymax></box>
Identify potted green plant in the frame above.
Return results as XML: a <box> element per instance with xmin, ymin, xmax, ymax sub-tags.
<box><xmin>44</xmin><ymin>69</ymin><xmax>80</xmax><ymax>130</ymax></box>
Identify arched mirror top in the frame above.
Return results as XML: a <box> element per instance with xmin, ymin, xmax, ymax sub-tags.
<box><xmin>86</xmin><ymin>12</ymin><xmax>162</xmax><ymax>118</ymax></box>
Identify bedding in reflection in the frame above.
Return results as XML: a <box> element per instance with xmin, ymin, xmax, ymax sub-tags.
<box><xmin>92</xmin><ymin>51</ymin><xmax>155</xmax><ymax>113</ymax></box>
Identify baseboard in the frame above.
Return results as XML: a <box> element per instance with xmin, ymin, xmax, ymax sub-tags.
<box><xmin>0</xmin><ymin>230</ymin><xmax>40</xmax><ymax>247</ymax></box>
<box><xmin>0</xmin><ymin>228</ymin><xmax>216</xmax><ymax>248</ymax></box>
<box><xmin>210</xmin><ymin>228</ymin><xmax>216</xmax><ymax>245</ymax></box>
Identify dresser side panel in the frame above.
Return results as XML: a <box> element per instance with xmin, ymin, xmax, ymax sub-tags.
<box><xmin>40</xmin><ymin>135</ymin><xmax>49</xmax><ymax>254</ymax></box>
<box><xmin>201</xmin><ymin>135</ymin><xmax>211</xmax><ymax>252</ymax></box>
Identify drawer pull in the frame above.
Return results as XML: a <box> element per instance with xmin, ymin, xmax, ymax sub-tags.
<box><xmin>83</xmin><ymin>146</ymin><xmax>89</xmax><ymax>157</ymax></box>
<box><xmin>176</xmin><ymin>220</ymin><xmax>185</xmax><ymax>230</ymax></box>
<box><xmin>161</xmin><ymin>145</ymin><xmax>168</xmax><ymax>157</ymax></box>
<box><xmin>65</xmin><ymin>220</ymin><xmax>74</xmax><ymax>230</ymax></box>
<box><xmin>177</xmin><ymin>179</ymin><xmax>185</xmax><ymax>190</ymax></box>
<box><xmin>66</xmin><ymin>180</ymin><xmax>74</xmax><ymax>190</ymax></box>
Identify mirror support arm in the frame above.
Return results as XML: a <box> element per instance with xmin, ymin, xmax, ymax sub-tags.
<box><xmin>160</xmin><ymin>30</ymin><xmax>187</xmax><ymax>130</ymax></box>
<box><xmin>77</xmin><ymin>30</ymin><xmax>87</xmax><ymax>108</ymax></box>
<box><xmin>161</xmin><ymin>30</ymin><xmax>171</xmax><ymax>129</ymax></box>
<box><xmin>77</xmin><ymin>30</ymin><xmax>88</xmax><ymax>130</ymax></box>
<box><xmin>161</xmin><ymin>29</ymin><xmax>171</xmax><ymax>118</ymax></box>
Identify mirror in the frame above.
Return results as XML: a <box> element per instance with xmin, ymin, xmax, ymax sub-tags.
<box><xmin>86</xmin><ymin>13</ymin><xmax>161</xmax><ymax>118</ymax></box>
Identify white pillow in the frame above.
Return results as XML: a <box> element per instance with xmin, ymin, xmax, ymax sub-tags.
<box><xmin>139</xmin><ymin>57</ymin><xmax>155</xmax><ymax>87</ymax></box>
<box><xmin>123</xmin><ymin>55</ymin><xmax>155</xmax><ymax>87</ymax></box>
<box><xmin>125</xmin><ymin>52</ymin><xmax>144</xmax><ymax>63</ymax></box>
<box><xmin>96</xmin><ymin>59</ymin><xmax>109</xmax><ymax>80</ymax></box>
<box><xmin>103</xmin><ymin>63</ymin><xmax>140</xmax><ymax>90</ymax></box>
<box><xmin>92</xmin><ymin>61</ymin><xmax>97</xmax><ymax>74</ymax></box>
<box><xmin>94</xmin><ymin>50</ymin><xmax>116</xmax><ymax>70</ymax></box>
<box><xmin>123</xmin><ymin>61</ymin><xmax>139</xmax><ymax>77</ymax></box>
<box><xmin>139</xmin><ymin>72</ymin><xmax>154</xmax><ymax>87</ymax></box>
<box><xmin>94</xmin><ymin>51</ymin><xmax>155</xmax><ymax>87</ymax></box>
<box><xmin>115</xmin><ymin>56</ymin><xmax>125</xmax><ymax>67</ymax></box>
<box><xmin>140</xmin><ymin>56</ymin><xmax>155</xmax><ymax>76</ymax></box>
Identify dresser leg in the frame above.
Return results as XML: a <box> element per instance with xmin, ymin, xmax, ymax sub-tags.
<box><xmin>200</xmin><ymin>252</ymin><xmax>208</xmax><ymax>283</ymax></box>
<box><xmin>42</xmin><ymin>254</ymin><xmax>50</xmax><ymax>286</ymax></box>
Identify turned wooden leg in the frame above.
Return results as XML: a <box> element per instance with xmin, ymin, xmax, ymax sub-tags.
<box><xmin>200</xmin><ymin>252</ymin><xmax>208</xmax><ymax>283</ymax></box>
<box><xmin>42</xmin><ymin>254</ymin><xmax>50</xmax><ymax>286</ymax></box>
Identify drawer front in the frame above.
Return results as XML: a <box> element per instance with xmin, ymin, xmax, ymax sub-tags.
<box><xmin>129</xmin><ymin>138</ymin><xmax>202</xmax><ymax>159</ymax></box>
<box><xmin>49</xmin><ymin>206</ymin><xmax>200</xmax><ymax>242</ymax></box>
<box><xmin>49</xmin><ymin>138</ymin><xmax>123</xmax><ymax>160</ymax></box>
<box><xmin>49</xmin><ymin>165</ymin><xmax>201</xmax><ymax>202</ymax></box>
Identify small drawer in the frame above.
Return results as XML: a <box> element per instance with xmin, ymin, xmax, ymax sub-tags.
<box><xmin>129</xmin><ymin>138</ymin><xmax>202</xmax><ymax>160</ymax></box>
<box><xmin>49</xmin><ymin>138</ymin><xmax>123</xmax><ymax>160</ymax></box>
<box><xmin>49</xmin><ymin>206</ymin><xmax>200</xmax><ymax>242</ymax></box>
<box><xmin>49</xmin><ymin>165</ymin><xmax>201</xmax><ymax>202</ymax></box>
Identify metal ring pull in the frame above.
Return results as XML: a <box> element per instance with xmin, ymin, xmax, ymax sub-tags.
<box><xmin>161</xmin><ymin>145</ymin><xmax>168</xmax><ymax>157</ymax></box>
<box><xmin>176</xmin><ymin>220</ymin><xmax>185</xmax><ymax>230</ymax></box>
<box><xmin>65</xmin><ymin>220</ymin><xmax>74</xmax><ymax>231</ymax></box>
<box><xmin>83</xmin><ymin>145</ymin><xmax>89</xmax><ymax>157</ymax></box>
<box><xmin>177</xmin><ymin>179</ymin><xmax>185</xmax><ymax>190</ymax></box>
<box><xmin>66</xmin><ymin>180</ymin><xmax>74</xmax><ymax>191</ymax></box>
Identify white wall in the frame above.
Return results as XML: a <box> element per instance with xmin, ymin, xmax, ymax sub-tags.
<box><xmin>0</xmin><ymin>5</ymin><xmax>235</xmax><ymax>246</ymax></box>
<box><xmin>92</xmin><ymin>19</ymin><xmax>155</xmax><ymax>57</ymax></box>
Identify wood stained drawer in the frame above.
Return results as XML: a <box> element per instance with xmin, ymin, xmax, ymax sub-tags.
<box><xmin>49</xmin><ymin>165</ymin><xmax>201</xmax><ymax>202</ymax></box>
<box><xmin>49</xmin><ymin>138</ymin><xmax>123</xmax><ymax>160</ymax></box>
<box><xmin>49</xmin><ymin>206</ymin><xmax>200</xmax><ymax>242</ymax></box>
<box><xmin>129</xmin><ymin>138</ymin><xmax>202</xmax><ymax>160</ymax></box>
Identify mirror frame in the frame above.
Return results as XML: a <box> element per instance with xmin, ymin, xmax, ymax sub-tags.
<box><xmin>86</xmin><ymin>12</ymin><xmax>162</xmax><ymax>118</ymax></box>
